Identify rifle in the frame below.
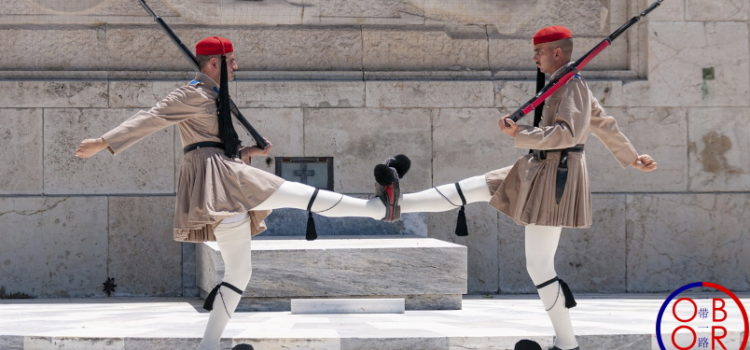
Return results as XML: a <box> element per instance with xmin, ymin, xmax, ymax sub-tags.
<box><xmin>509</xmin><ymin>0</ymin><xmax>664</xmax><ymax>123</ymax></box>
<box><xmin>136</xmin><ymin>0</ymin><xmax>269</xmax><ymax>149</ymax></box>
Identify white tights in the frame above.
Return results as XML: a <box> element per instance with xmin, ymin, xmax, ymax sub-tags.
<box><xmin>399</xmin><ymin>175</ymin><xmax>492</xmax><ymax>213</ymax></box>
<box><xmin>525</xmin><ymin>224</ymin><xmax>578</xmax><ymax>349</ymax></box>
<box><xmin>251</xmin><ymin>176</ymin><xmax>492</xmax><ymax>218</ymax></box>
<box><xmin>197</xmin><ymin>217</ymin><xmax>253</xmax><ymax>350</ymax></box>
<box><xmin>252</xmin><ymin>181</ymin><xmax>385</xmax><ymax>219</ymax></box>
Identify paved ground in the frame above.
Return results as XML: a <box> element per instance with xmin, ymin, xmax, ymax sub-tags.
<box><xmin>0</xmin><ymin>294</ymin><xmax>748</xmax><ymax>350</ymax></box>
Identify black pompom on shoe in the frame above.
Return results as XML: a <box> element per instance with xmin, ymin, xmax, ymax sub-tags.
<box><xmin>232</xmin><ymin>344</ymin><xmax>254</xmax><ymax>350</ymax></box>
<box><xmin>374</xmin><ymin>163</ymin><xmax>397</xmax><ymax>186</ymax></box>
<box><xmin>514</xmin><ymin>339</ymin><xmax>542</xmax><ymax>350</ymax></box>
<box><xmin>385</xmin><ymin>154</ymin><xmax>411</xmax><ymax>178</ymax></box>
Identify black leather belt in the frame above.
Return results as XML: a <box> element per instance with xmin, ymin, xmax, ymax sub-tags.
<box><xmin>183</xmin><ymin>141</ymin><xmax>224</xmax><ymax>154</ymax></box>
<box><xmin>529</xmin><ymin>144</ymin><xmax>584</xmax><ymax>161</ymax></box>
<box><xmin>529</xmin><ymin>144</ymin><xmax>585</xmax><ymax>204</ymax></box>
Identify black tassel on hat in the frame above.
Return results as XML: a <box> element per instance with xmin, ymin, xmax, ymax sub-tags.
<box><xmin>305</xmin><ymin>188</ymin><xmax>319</xmax><ymax>241</ymax></box>
<box><xmin>217</xmin><ymin>55</ymin><xmax>241</xmax><ymax>158</ymax></box>
<box><xmin>454</xmin><ymin>183</ymin><xmax>468</xmax><ymax>236</ymax></box>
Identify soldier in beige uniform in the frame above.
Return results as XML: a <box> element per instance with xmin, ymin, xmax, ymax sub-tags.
<box><xmin>75</xmin><ymin>36</ymin><xmax>404</xmax><ymax>350</ymax></box>
<box><xmin>389</xmin><ymin>26</ymin><xmax>657</xmax><ymax>350</ymax></box>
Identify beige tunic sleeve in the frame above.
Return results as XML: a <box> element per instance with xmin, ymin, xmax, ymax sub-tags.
<box><xmin>101</xmin><ymin>86</ymin><xmax>212</xmax><ymax>155</ymax></box>
<box><xmin>514</xmin><ymin>78</ymin><xmax>590</xmax><ymax>150</ymax></box>
<box><xmin>589</xmin><ymin>97</ymin><xmax>639</xmax><ymax>168</ymax></box>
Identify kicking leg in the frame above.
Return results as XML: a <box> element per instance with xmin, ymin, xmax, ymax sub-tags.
<box><xmin>400</xmin><ymin>175</ymin><xmax>491</xmax><ymax>213</ymax></box>
<box><xmin>524</xmin><ymin>224</ymin><xmax>578</xmax><ymax>350</ymax></box>
<box><xmin>252</xmin><ymin>155</ymin><xmax>413</xmax><ymax>220</ymax></box>
<box><xmin>251</xmin><ymin>181</ymin><xmax>386</xmax><ymax>220</ymax></box>
<box><xmin>198</xmin><ymin>217</ymin><xmax>253</xmax><ymax>350</ymax></box>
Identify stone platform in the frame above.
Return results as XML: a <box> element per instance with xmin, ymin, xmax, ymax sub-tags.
<box><xmin>197</xmin><ymin>236</ymin><xmax>468</xmax><ymax>311</ymax></box>
<box><xmin>1</xmin><ymin>294</ymin><xmax>748</xmax><ymax>350</ymax></box>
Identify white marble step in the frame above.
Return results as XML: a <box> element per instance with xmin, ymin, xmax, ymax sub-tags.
<box><xmin>1</xmin><ymin>295</ymin><xmax>748</xmax><ymax>350</ymax></box>
<box><xmin>291</xmin><ymin>298</ymin><xmax>405</xmax><ymax>314</ymax></box>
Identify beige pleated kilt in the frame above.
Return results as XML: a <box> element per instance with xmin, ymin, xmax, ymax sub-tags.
<box><xmin>485</xmin><ymin>152</ymin><xmax>592</xmax><ymax>229</ymax></box>
<box><xmin>173</xmin><ymin>147</ymin><xmax>285</xmax><ymax>242</ymax></box>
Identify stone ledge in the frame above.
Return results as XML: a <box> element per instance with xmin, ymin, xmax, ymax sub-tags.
<box><xmin>0</xmin><ymin>69</ymin><xmax>642</xmax><ymax>81</ymax></box>
<box><xmin>197</xmin><ymin>236</ymin><xmax>468</xmax><ymax>311</ymax></box>
<box><xmin>291</xmin><ymin>298</ymin><xmax>405</xmax><ymax>314</ymax></box>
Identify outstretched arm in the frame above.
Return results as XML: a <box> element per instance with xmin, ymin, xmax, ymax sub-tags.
<box><xmin>590</xmin><ymin>97</ymin><xmax>656</xmax><ymax>172</ymax></box>
<box><xmin>73</xmin><ymin>86</ymin><xmax>211</xmax><ymax>158</ymax></box>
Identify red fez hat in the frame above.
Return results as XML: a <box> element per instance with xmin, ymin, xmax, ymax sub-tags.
<box><xmin>532</xmin><ymin>26</ymin><xmax>573</xmax><ymax>45</ymax></box>
<box><xmin>195</xmin><ymin>36</ymin><xmax>234</xmax><ymax>56</ymax></box>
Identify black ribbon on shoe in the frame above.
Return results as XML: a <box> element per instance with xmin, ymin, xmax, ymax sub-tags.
<box><xmin>305</xmin><ymin>188</ymin><xmax>319</xmax><ymax>241</ymax></box>
<box><xmin>203</xmin><ymin>281</ymin><xmax>244</xmax><ymax>311</ymax></box>
<box><xmin>535</xmin><ymin>276</ymin><xmax>577</xmax><ymax>309</ymax></box>
<box><xmin>454</xmin><ymin>183</ymin><xmax>468</xmax><ymax>236</ymax></box>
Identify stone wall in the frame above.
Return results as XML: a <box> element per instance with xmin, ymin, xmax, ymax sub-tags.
<box><xmin>0</xmin><ymin>0</ymin><xmax>748</xmax><ymax>297</ymax></box>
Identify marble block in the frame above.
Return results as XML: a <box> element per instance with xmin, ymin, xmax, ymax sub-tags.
<box><xmin>626</xmin><ymin>193</ymin><xmax>750</xmax><ymax>293</ymax></box>
<box><xmin>291</xmin><ymin>298</ymin><xmax>405</xmax><ymax>314</ymax></box>
<box><xmin>0</xmin><ymin>28</ymin><xmax>108</xmax><ymax>71</ymax></box>
<box><xmin>304</xmin><ymin>108</ymin><xmax>432</xmax><ymax>193</ymax></box>
<box><xmin>587</xmin><ymin>107</ymin><xmax>689</xmax><ymax>192</ymax></box>
<box><xmin>262</xmin><ymin>209</ymin><xmax>428</xmax><ymax>237</ymax></box>
<box><xmin>197</xmin><ymin>236</ymin><xmax>467</xmax><ymax>310</ymax></box>
<box><xmin>0</xmin><ymin>197</ymin><xmax>108</xmax><ymax>297</ymax></box>
<box><xmin>362</xmin><ymin>26</ymin><xmax>489</xmax><ymax>71</ymax></box>
<box><xmin>105</xmin><ymin>27</ymin><xmax>363</xmax><ymax>71</ymax></box>
<box><xmin>108</xmin><ymin>81</ymin><xmax>185</xmax><ymax>108</ymax></box>
<box><xmin>427</xmin><ymin>203</ymin><xmax>500</xmax><ymax>294</ymax></box>
<box><xmin>687</xmin><ymin>108</ymin><xmax>750</xmax><ymax>192</ymax></box>
<box><xmin>24</xmin><ymin>337</ymin><xmax>124</xmax><ymax>350</ymax></box>
<box><xmin>0</xmin><ymin>81</ymin><xmax>108</xmax><ymax>108</ymax></box>
<box><xmin>108</xmin><ymin>196</ymin><xmax>182</xmax><ymax>296</ymax></box>
<box><xmin>431</xmin><ymin>108</ymin><xmax>522</xmax><ymax>184</ymax></box>
<box><xmin>0</xmin><ymin>335</ymin><xmax>22</xmax><ymax>350</ymax></box>
<box><xmin>366</xmin><ymin>81</ymin><xmax>494</xmax><ymax>108</ymax></box>
<box><xmin>640</xmin><ymin>22</ymin><xmax>750</xmax><ymax>107</ymax></box>
<box><xmin>44</xmin><ymin>108</ymin><xmax>175</xmax><ymax>194</ymax></box>
<box><xmin>309</xmin><ymin>0</ymin><xmax>424</xmax><ymax>25</ymax></box>
<box><xmin>232</xmin><ymin>81</ymin><xmax>365</xmax><ymax>108</ymax></box>
<box><xmin>687</xmin><ymin>0</ymin><xmax>748</xmax><ymax>21</ymax></box>
<box><xmin>0</xmin><ymin>109</ymin><xmax>43</xmax><ymax>194</ymax></box>
<box><xmin>649</xmin><ymin>0</ymin><xmax>685</xmax><ymax>21</ymax></box>
<box><xmin>0</xmin><ymin>0</ymin><xmax>175</xmax><ymax>17</ymax></box>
